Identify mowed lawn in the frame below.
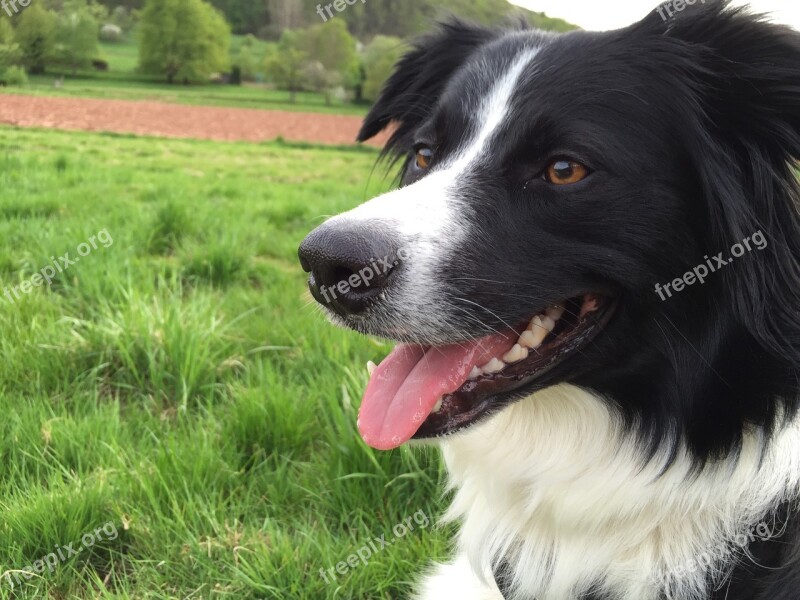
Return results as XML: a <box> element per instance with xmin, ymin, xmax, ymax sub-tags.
<box><xmin>0</xmin><ymin>127</ymin><xmax>449</xmax><ymax>599</ymax></box>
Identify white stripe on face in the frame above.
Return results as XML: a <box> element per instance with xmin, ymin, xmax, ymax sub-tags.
<box><xmin>322</xmin><ymin>45</ymin><xmax>540</xmax><ymax>340</ymax></box>
<box><xmin>446</xmin><ymin>47</ymin><xmax>540</xmax><ymax>173</ymax></box>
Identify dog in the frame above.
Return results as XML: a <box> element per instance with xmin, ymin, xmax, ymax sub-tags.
<box><xmin>298</xmin><ymin>2</ymin><xmax>800</xmax><ymax>598</ymax></box>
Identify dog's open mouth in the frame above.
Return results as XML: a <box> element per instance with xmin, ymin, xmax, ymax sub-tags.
<box><xmin>358</xmin><ymin>294</ymin><xmax>616</xmax><ymax>450</ymax></box>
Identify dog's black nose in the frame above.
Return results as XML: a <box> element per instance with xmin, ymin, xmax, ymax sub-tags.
<box><xmin>298</xmin><ymin>223</ymin><xmax>401</xmax><ymax>316</ymax></box>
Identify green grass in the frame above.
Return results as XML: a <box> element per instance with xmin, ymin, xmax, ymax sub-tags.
<box><xmin>0</xmin><ymin>126</ymin><xmax>449</xmax><ymax>599</ymax></box>
<box><xmin>97</xmin><ymin>38</ymin><xmax>141</xmax><ymax>75</ymax></box>
<box><xmin>95</xmin><ymin>35</ymin><xmax>276</xmax><ymax>78</ymax></box>
<box><xmin>0</xmin><ymin>38</ymin><xmax>368</xmax><ymax>116</ymax></box>
<box><xmin>2</xmin><ymin>76</ymin><xmax>368</xmax><ymax>115</ymax></box>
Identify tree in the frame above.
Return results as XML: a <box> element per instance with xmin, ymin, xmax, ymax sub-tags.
<box><xmin>232</xmin><ymin>35</ymin><xmax>258</xmax><ymax>81</ymax></box>
<box><xmin>14</xmin><ymin>4</ymin><xmax>57</xmax><ymax>75</ymax></box>
<box><xmin>340</xmin><ymin>0</ymin><xmax>428</xmax><ymax>39</ymax></box>
<box><xmin>138</xmin><ymin>0</ymin><xmax>230</xmax><ymax>84</ymax></box>
<box><xmin>209</xmin><ymin>0</ymin><xmax>267</xmax><ymax>36</ymax></box>
<box><xmin>55</xmin><ymin>0</ymin><xmax>100</xmax><ymax>75</ymax></box>
<box><xmin>296</xmin><ymin>19</ymin><xmax>358</xmax><ymax>90</ymax></box>
<box><xmin>100</xmin><ymin>23</ymin><xmax>124</xmax><ymax>42</ymax></box>
<box><xmin>0</xmin><ymin>17</ymin><xmax>26</xmax><ymax>86</ymax></box>
<box><xmin>302</xmin><ymin>60</ymin><xmax>341</xmax><ymax>105</ymax></box>
<box><xmin>86</xmin><ymin>0</ymin><xmax>110</xmax><ymax>22</ymax></box>
<box><xmin>110</xmin><ymin>5</ymin><xmax>138</xmax><ymax>31</ymax></box>
<box><xmin>263</xmin><ymin>30</ymin><xmax>306</xmax><ymax>103</ymax></box>
<box><xmin>297</xmin><ymin>20</ymin><xmax>356</xmax><ymax>75</ymax></box>
<box><xmin>265</xmin><ymin>0</ymin><xmax>302</xmax><ymax>35</ymax></box>
<box><xmin>362</xmin><ymin>36</ymin><xmax>405</xmax><ymax>102</ymax></box>
<box><xmin>0</xmin><ymin>17</ymin><xmax>21</xmax><ymax>72</ymax></box>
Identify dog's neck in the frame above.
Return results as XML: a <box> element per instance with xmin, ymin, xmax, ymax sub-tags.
<box><xmin>439</xmin><ymin>384</ymin><xmax>800</xmax><ymax>600</ymax></box>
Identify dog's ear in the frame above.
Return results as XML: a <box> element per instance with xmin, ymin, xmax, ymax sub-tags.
<box><xmin>658</xmin><ymin>1</ymin><xmax>800</xmax><ymax>148</ymax></box>
<box><xmin>357</xmin><ymin>20</ymin><xmax>498</xmax><ymax>155</ymax></box>
<box><xmin>654</xmin><ymin>1</ymin><xmax>800</xmax><ymax>364</ymax></box>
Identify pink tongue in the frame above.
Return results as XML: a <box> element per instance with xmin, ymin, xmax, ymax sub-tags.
<box><xmin>358</xmin><ymin>333</ymin><xmax>518</xmax><ymax>450</ymax></box>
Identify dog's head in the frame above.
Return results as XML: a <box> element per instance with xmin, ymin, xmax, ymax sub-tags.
<box><xmin>299</xmin><ymin>1</ymin><xmax>800</xmax><ymax>458</ymax></box>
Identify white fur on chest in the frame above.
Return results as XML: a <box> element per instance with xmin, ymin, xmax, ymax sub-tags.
<box><xmin>416</xmin><ymin>384</ymin><xmax>800</xmax><ymax>600</ymax></box>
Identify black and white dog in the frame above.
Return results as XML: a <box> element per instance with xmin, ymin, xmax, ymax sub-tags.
<box><xmin>299</xmin><ymin>2</ymin><xmax>800</xmax><ymax>598</ymax></box>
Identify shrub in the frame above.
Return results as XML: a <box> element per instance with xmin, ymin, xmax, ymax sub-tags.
<box><xmin>302</xmin><ymin>61</ymin><xmax>342</xmax><ymax>105</ymax></box>
<box><xmin>232</xmin><ymin>43</ymin><xmax>258</xmax><ymax>81</ymax></box>
<box><xmin>100</xmin><ymin>23</ymin><xmax>123</xmax><ymax>43</ymax></box>
<box><xmin>2</xmin><ymin>66</ymin><xmax>28</xmax><ymax>87</ymax></box>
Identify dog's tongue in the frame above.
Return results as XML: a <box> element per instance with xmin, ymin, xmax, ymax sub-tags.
<box><xmin>358</xmin><ymin>333</ymin><xmax>517</xmax><ymax>450</ymax></box>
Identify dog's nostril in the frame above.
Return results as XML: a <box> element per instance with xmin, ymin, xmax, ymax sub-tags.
<box><xmin>298</xmin><ymin>223</ymin><xmax>401</xmax><ymax>316</ymax></box>
<box><xmin>332</xmin><ymin>266</ymin><xmax>356</xmax><ymax>286</ymax></box>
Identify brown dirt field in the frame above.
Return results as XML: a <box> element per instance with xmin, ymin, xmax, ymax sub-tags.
<box><xmin>0</xmin><ymin>94</ymin><xmax>390</xmax><ymax>147</ymax></box>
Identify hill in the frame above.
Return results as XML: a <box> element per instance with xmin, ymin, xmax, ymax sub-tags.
<box><xmin>94</xmin><ymin>0</ymin><xmax>577</xmax><ymax>38</ymax></box>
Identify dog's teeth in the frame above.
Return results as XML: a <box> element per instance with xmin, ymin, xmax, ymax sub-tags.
<box><xmin>546</xmin><ymin>305</ymin><xmax>565</xmax><ymax>321</ymax></box>
<box><xmin>367</xmin><ymin>361</ymin><xmax>377</xmax><ymax>376</ymax></box>
<box><xmin>533</xmin><ymin>315</ymin><xmax>556</xmax><ymax>333</ymax></box>
<box><xmin>541</xmin><ymin>318</ymin><xmax>556</xmax><ymax>334</ymax></box>
<box><xmin>521</xmin><ymin>324</ymin><xmax>548</xmax><ymax>349</ymax></box>
<box><xmin>480</xmin><ymin>358</ymin><xmax>506</xmax><ymax>374</ymax></box>
<box><xmin>468</xmin><ymin>366</ymin><xmax>482</xmax><ymax>380</ymax></box>
<box><xmin>502</xmin><ymin>344</ymin><xmax>528</xmax><ymax>364</ymax></box>
<box><xmin>432</xmin><ymin>398</ymin><xmax>443</xmax><ymax>413</ymax></box>
<box><xmin>519</xmin><ymin>330</ymin><xmax>539</xmax><ymax>349</ymax></box>
<box><xmin>520</xmin><ymin>327</ymin><xmax>549</xmax><ymax>348</ymax></box>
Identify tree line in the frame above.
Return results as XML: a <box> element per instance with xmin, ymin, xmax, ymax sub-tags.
<box><xmin>1</xmin><ymin>0</ymin><xmax>575</xmax><ymax>106</ymax></box>
<box><xmin>91</xmin><ymin>0</ymin><xmax>576</xmax><ymax>39</ymax></box>
<box><xmin>244</xmin><ymin>0</ymin><xmax>576</xmax><ymax>104</ymax></box>
<box><xmin>1</xmin><ymin>0</ymin><xmax>122</xmax><ymax>85</ymax></box>
<box><xmin>0</xmin><ymin>0</ymin><xmax>229</xmax><ymax>85</ymax></box>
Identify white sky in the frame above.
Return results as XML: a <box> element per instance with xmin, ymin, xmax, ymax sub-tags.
<box><xmin>510</xmin><ymin>0</ymin><xmax>800</xmax><ymax>31</ymax></box>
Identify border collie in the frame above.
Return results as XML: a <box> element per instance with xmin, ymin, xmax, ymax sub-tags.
<box><xmin>298</xmin><ymin>2</ymin><xmax>800</xmax><ymax>598</ymax></box>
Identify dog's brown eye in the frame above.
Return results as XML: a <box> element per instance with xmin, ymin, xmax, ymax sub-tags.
<box><xmin>544</xmin><ymin>159</ymin><xmax>589</xmax><ymax>185</ymax></box>
<box><xmin>415</xmin><ymin>146</ymin><xmax>434</xmax><ymax>170</ymax></box>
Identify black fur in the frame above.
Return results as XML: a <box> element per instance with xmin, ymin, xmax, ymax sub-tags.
<box><xmin>356</xmin><ymin>20</ymin><xmax>501</xmax><ymax>155</ymax></box>
<box><xmin>359</xmin><ymin>0</ymin><xmax>800</xmax><ymax>463</ymax></box>
<box><xmin>357</xmin><ymin>1</ymin><xmax>800</xmax><ymax>596</ymax></box>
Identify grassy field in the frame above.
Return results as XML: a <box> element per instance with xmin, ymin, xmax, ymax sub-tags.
<box><xmin>0</xmin><ymin>38</ymin><xmax>368</xmax><ymax>116</ymax></box>
<box><xmin>0</xmin><ymin>126</ymin><xmax>448</xmax><ymax>599</ymax></box>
